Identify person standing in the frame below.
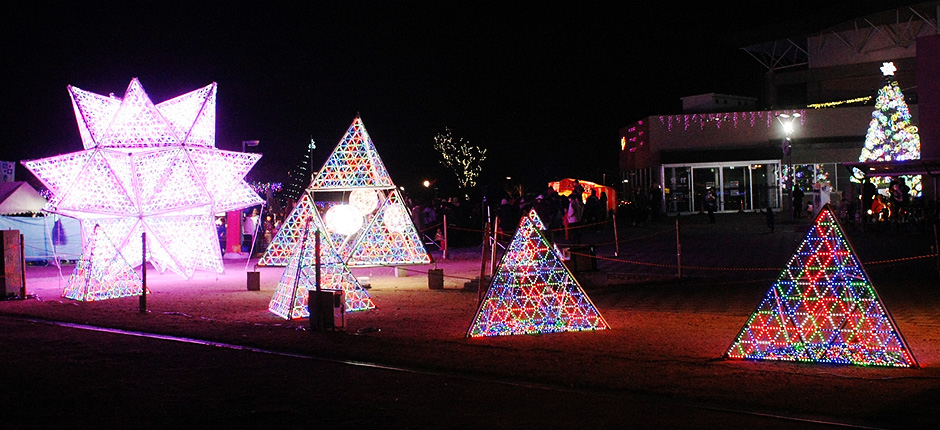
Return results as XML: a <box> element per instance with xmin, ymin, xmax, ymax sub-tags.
<box><xmin>566</xmin><ymin>194</ymin><xmax>584</xmax><ymax>244</ymax></box>
<box><xmin>764</xmin><ymin>206</ymin><xmax>775</xmax><ymax>232</ymax></box>
<box><xmin>705</xmin><ymin>188</ymin><xmax>717</xmax><ymax>223</ymax></box>
<box><xmin>242</xmin><ymin>208</ymin><xmax>259</xmax><ymax>252</ymax></box>
<box><xmin>792</xmin><ymin>186</ymin><xmax>805</xmax><ymax>219</ymax></box>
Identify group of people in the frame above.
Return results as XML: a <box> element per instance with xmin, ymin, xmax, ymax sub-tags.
<box><xmin>216</xmin><ymin>206</ymin><xmax>282</xmax><ymax>255</ymax></box>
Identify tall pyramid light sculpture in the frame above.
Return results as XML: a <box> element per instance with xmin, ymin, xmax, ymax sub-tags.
<box><xmin>726</xmin><ymin>204</ymin><xmax>917</xmax><ymax>367</ymax></box>
<box><xmin>269</xmin><ymin>210</ymin><xmax>375</xmax><ymax>319</ymax></box>
<box><xmin>467</xmin><ymin>209</ymin><xmax>609</xmax><ymax>337</ymax></box>
<box><xmin>259</xmin><ymin>115</ymin><xmax>430</xmax><ymax>268</ymax></box>
<box><xmin>63</xmin><ymin>225</ymin><xmax>144</xmax><ymax>301</ymax></box>
<box><xmin>23</xmin><ymin>78</ymin><xmax>264</xmax><ymax>280</ymax></box>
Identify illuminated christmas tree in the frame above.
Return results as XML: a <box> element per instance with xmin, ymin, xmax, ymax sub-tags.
<box><xmin>260</xmin><ymin>116</ymin><xmax>430</xmax><ymax>267</ymax></box>
<box><xmin>63</xmin><ymin>225</ymin><xmax>143</xmax><ymax>301</ymax></box>
<box><xmin>726</xmin><ymin>205</ymin><xmax>917</xmax><ymax>367</ymax></box>
<box><xmin>268</xmin><ymin>212</ymin><xmax>375</xmax><ymax>320</ymax></box>
<box><xmin>467</xmin><ymin>209</ymin><xmax>609</xmax><ymax>337</ymax></box>
<box><xmin>852</xmin><ymin>61</ymin><xmax>922</xmax><ymax>195</ymax></box>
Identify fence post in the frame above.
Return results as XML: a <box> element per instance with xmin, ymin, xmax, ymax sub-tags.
<box><xmin>612</xmin><ymin>213</ymin><xmax>620</xmax><ymax>257</ymax></box>
<box><xmin>314</xmin><ymin>229</ymin><xmax>323</xmax><ymax>331</ymax></box>
<box><xmin>442</xmin><ymin>214</ymin><xmax>448</xmax><ymax>261</ymax></box>
<box><xmin>676</xmin><ymin>217</ymin><xmax>682</xmax><ymax>279</ymax></box>
<box><xmin>479</xmin><ymin>221</ymin><xmax>491</xmax><ymax>303</ymax></box>
<box><xmin>490</xmin><ymin>216</ymin><xmax>500</xmax><ymax>278</ymax></box>
<box><xmin>140</xmin><ymin>232</ymin><xmax>147</xmax><ymax>313</ymax></box>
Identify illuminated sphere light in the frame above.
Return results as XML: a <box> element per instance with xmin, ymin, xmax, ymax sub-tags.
<box><xmin>382</xmin><ymin>204</ymin><xmax>407</xmax><ymax>233</ymax></box>
<box><xmin>325</xmin><ymin>204</ymin><xmax>363</xmax><ymax>236</ymax></box>
<box><xmin>349</xmin><ymin>189</ymin><xmax>379</xmax><ymax>215</ymax></box>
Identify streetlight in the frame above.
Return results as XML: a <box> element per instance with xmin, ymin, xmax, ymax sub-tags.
<box><xmin>242</xmin><ymin>139</ymin><xmax>260</xmax><ymax>153</ymax></box>
<box><xmin>775</xmin><ymin>113</ymin><xmax>800</xmax><ymax>220</ymax></box>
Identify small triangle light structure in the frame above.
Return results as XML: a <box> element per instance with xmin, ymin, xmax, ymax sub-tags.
<box><xmin>268</xmin><ymin>210</ymin><xmax>375</xmax><ymax>320</ymax></box>
<box><xmin>309</xmin><ymin>115</ymin><xmax>394</xmax><ymax>190</ymax></box>
<box><xmin>258</xmin><ymin>191</ymin><xmax>316</xmax><ymax>266</ymax></box>
<box><xmin>725</xmin><ymin>204</ymin><xmax>917</xmax><ymax>367</ymax></box>
<box><xmin>345</xmin><ymin>188</ymin><xmax>431</xmax><ymax>266</ymax></box>
<box><xmin>467</xmin><ymin>209</ymin><xmax>609</xmax><ymax>337</ymax></box>
<box><xmin>260</xmin><ymin>116</ymin><xmax>430</xmax><ymax>268</ymax></box>
<box><xmin>63</xmin><ymin>225</ymin><xmax>144</xmax><ymax>301</ymax></box>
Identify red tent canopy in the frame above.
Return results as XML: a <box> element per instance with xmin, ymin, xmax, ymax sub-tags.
<box><xmin>548</xmin><ymin>179</ymin><xmax>617</xmax><ymax>212</ymax></box>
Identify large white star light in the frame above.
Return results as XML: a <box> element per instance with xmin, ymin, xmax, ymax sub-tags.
<box><xmin>24</xmin><ymin>78</ymin><xmax>263</xmax><ymax>278</ymax></box>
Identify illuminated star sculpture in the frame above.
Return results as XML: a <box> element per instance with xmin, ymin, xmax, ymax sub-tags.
<box><xmin>24</xmin><ymin>78</ymin><xmax>263</xmax><ymax>279</ymax></box>
<box><xmin>725</xmin><ymin>205</ymin><xmax>917</xmax><ymax>367</ymax></box>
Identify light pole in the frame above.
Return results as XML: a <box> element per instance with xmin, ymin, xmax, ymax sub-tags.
<box><xmin>242</xmin><ymin>139</ymin><xmax>259</xmax><ymax>153</ymax></box>
<box><xmin>775</xmin><ymin>113</ymin><xmax>800</xmax><ymax>220</ymax></box>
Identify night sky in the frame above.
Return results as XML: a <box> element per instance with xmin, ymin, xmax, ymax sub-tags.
<box><xmin>2</xmin><ymin>1</ymin><xmax>919</xmax><ymax>196</ymax></box>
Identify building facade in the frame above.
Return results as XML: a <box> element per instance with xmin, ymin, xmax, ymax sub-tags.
<box><xmin>620</xmin><ymin>2</ymin><xmax>938</xmax><ymax>215</ymax></box>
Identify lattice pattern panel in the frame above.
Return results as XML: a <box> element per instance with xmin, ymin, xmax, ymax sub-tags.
<box><xmin>259</xmin><ymin>192</ymin><xmax>317</xmax><ymax>266</ymax></box>
<box><xmin>468</xmin><ymin>209</ymin><xmax>609</xmax><ymax>337</ymax></box>
<box><xmin>309</xmin><ymin>116</ymin><xmax>394</xmax><ymax>190</ymax></box>
<box><xmin>726</xmin><ymin>205</ymin><xmax>917</xmax><ymax>367</ymax></box>
<box><xmin>69</xmin><ymin>79</ymin><xmax>217</xmax><ymax>149</ymax></box>
<box><xmin>269</xmin><ymin>218</ymin><xmax>375</xmax><ymax>320</ymax></box>
<box><xmin>23</xmin><ymin>79</ymin><xmax>262</xmax><ymax>279</ymax></box>
<box><xmin>63</xmin><ymin>225</ymin><xmax>143</xmax><ymax>301</ymax></box>
<box><xmin>346</xmin><ymin>189</ymin><xmax>431</xmax><ymax>267</ymax></box>
<box><xmin>69</xmin><ymin>85</ymin><xmax>122</xmax><ymax>150</ymax></box>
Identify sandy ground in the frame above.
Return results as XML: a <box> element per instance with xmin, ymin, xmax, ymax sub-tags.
<box><xmin>2</xmin><ymin>212</ymin><xmax>940</xmax><ymax>427</ymax></box>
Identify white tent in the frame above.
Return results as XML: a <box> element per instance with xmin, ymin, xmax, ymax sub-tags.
<box><xmin>0</xmin><ymin>181</ymin><xmax>82</xmax><ymax>262</ymax></box>
<box><xmin>0</xmin><ymin>182</ymin><xmax>47</xmax><ymax>215</ymax></box>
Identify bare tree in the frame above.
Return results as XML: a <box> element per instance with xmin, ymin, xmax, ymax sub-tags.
<box><xmin>433</xmin><ymin>127</ymin><xmax>487</xmax><ymax>195</ymax></box>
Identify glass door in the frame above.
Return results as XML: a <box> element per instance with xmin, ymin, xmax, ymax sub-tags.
<box><xmin>692</xmin><ymin>167</ymin><xmax>719</xmax><ymax>213</ymax></box>
<box><xmin>664</xmin><ymin>166</ymin><xmax>692</xmax><ymax>214</ymax></box>
<box><xmin>722</xmin><ymin>165</ymin><xmax>749</xmax><ymax>212</ymax></box>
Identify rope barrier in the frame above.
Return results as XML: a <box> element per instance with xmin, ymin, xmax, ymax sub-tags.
<box><xmin>569</xmin><ymin>250</ymin><xmax>939</xmax><ymax>272</ymax></box>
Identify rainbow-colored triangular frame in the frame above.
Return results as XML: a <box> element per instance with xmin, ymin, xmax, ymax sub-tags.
<box><xmin>268</xmin><ymin>213</ymin><xmax>375</xmax><ymax>320</ymax></box>
<box><xmin>63</xmin><ymin>225</ymin><xmax>144</xmax><ymax>301</ymax></box>
<box><xmin>725</xmin><ymin>204</ymin><xmax>917</xmax><ymax>367</ymax></box>
<box><xmin>467</xmin><ymin>209</ymin><xmax>609</xmax><ymax>337</ymax></box>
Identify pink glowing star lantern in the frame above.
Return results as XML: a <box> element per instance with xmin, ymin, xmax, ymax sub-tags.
<box><xmin>24</xmin><ymin>78</ymin><xmax>263</xmax><ymax>279</ymax></box>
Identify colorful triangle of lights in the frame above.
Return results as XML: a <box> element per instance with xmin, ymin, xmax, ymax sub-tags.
<box><xmin>725</xmin><ymin>205</ymin><xmax>917</xmax><ymax>367</ymax></box>
<box><xmin>63</xmin><ymin>225</ymin><xmax>144</xmax><ymax>301</ymax></box>
<box><xmin>259</xmin><ymin>116</ymin><xmax>430</xmax><ymax>268</ymax></box>
<box><xmin>467</xmin><ymin>209</ymin><xmax>609</xmax><ymax>337</ymax></box>
<box><xmin>268</xmin><ymin>213</ymin><xmax>375</xmax><ymax>320</ymax></box>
